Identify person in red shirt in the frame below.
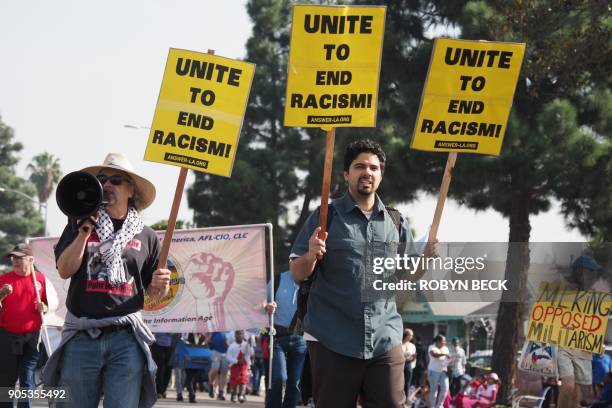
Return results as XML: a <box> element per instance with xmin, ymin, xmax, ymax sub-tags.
<box><xmin>0</xmin><ymin>243</ymin><xmax>48</xmax><ymax>408</ymax></box>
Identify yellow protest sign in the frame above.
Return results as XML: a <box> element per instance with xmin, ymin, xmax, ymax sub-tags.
<box><xmin>527</xmin><ymin>281</ymin><xmax>611</xmax><ymax>354</ymax></box>
<box><xmin>411</xmin><ymin>38</ymin><xmax>525</xmax><ymax>155</ymax></box>
<box><xmin>284</xmin><ymin>5</ymin><xmax>386</xmax><ymax>128</ymax></box>
<box><xmin>144</xmin><ymin>49</ymin><xmax>255</xmax><ymax>177</ymax></box>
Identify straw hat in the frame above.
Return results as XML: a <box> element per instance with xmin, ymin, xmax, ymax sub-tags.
<box><xmin>81</xmin><ymin>153</ymin><xmax>156</xmax><ymax>210</ymax></box>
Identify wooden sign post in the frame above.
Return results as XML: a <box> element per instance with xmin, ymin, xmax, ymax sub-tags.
<box><xmin>428</xmin><ymin>152</ymin><xmax>457</xmax><ymax>243</ymax></box>
<box><xmin>157</xmin><ymin>167</ymin><xmax>188</xmax><ymax>269</ymax></box>
<box><xmin>318</xmin><ymin>128</ymin><xmax>336</xmax><ymax>236</ymax></box>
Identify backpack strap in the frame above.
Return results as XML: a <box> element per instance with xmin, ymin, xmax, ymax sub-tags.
<box><xmin>386</xmin><ymin>207</ymin><xmax>402</xmax><ymax>233</ymax></box>
<box><xmin>386</xmin><ymin>207</ymin><xmax>406</xmax><ymax>255</ymax></box>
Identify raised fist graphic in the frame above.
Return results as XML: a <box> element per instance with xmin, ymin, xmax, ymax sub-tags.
<box><xmin>184</xmin><ymin>252</ymin><xmax>235</xmax><ymax>329</ymax></box>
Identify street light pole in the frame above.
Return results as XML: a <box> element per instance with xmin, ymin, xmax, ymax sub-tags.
<box><xmin>0</xmin><ymin>186</ymin><xmax>48</xmax><ymax>236</ymax></box>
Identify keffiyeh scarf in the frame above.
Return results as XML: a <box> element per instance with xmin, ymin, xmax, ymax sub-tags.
<box><xmin>95</xmin><ymin>207</ymin><xmax>144</xmax><ymax>284</ymax></box>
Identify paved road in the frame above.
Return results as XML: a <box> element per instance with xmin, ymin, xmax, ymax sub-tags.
<box><xmin>31</xmin><ymin>389</ymin><xmax>265</xmax><ymax>407</ymax></box>
<box><xmin>150</xmin><ymin>390</ymin><xmax>264</xmax><ymax>407</ymax></box>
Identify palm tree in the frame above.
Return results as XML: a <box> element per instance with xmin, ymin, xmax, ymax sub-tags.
<box><xmin>27</xmin><ymin>153</ymin><xmax>62</xmax><ymax>236</ymax></box>
<box><xmin>27</xmin><ymin>152</ymin><xmax>62</xmax><ymax>205</ymax></box>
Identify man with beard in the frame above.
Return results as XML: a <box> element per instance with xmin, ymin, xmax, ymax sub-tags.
<box><xmin>43</xmin><ymin>153</ymin><xmax>170</xmax><ymax>408</ymax></box>
<box><xmin>290</xmin><ymin>139</ymin><xmax>437</xmax><ymax>407</ymax></box>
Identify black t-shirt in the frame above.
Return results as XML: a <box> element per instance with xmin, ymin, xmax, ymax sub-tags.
<box><xmin>54</xmin><ymin>218</ymin><xmax>161</xmax><ymax>318</ymax></box>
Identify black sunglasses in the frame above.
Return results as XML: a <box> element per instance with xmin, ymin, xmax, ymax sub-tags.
<box><xmin>96</xmin><ymin>174</ymin><xmax>130</xmax><ymax>186</ymax></box>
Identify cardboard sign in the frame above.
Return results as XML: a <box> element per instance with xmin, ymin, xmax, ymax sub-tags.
<box><xmin>411</xmin><ymin>38</ymin><xmax>525</xmax><ymax>155</ymax></box>
<box><xmin>284</xmin><ymin>5</ymin><xmax>386</xmax><ymax>128</ymax></box>
<box><xmin>144</xmin><ymin>49</ymin><xmax>255</xmax><ymax>177</ymax></box>
<box><xmin>518</xmin><ymin>341</ymin><xmax>558</xmax><ymax>376</ymax></box>
<box><xmin>527</xmin><ymin>281</ymin><xmax>611</xmax><ymax>354</ymax></box>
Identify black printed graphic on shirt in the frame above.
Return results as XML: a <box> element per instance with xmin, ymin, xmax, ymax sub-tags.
<box><xmin>54</xmin><ymin>224</ymin><xmax>160</xmax><ymax>318</ymax></box>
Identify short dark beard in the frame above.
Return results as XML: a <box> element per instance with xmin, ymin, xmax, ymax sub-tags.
<box><xmin>357</xmin><ymin>185</ymin><xmax>373</xmax><ymax>196</ymax></box>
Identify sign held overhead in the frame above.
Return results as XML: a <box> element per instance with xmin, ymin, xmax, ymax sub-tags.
<box><xmin>145</xmin><ymin>48</ymin><xmax>255</xmax><ymax>177</ymax></box>
<box><xmin>284</xmin><ymin>5</ymin><xmax>386</xmax><ymax>128</ymax></box>
<box><xmin>411</xmin><ymin>38</ymin><xmax>525</xmax><ymax>155</ymax></box>
<box><xmin>527</xmin><ymin>282</ymin><xmax>610</xmax><ymax>355</ymax></box>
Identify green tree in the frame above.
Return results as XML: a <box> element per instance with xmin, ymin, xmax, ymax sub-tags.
<box><xmin>27</xmin><ymin>152</ymin><xmax>62</xmax><ymax>206</ymax></box>
<box><xmin>557</xmin><ymin>86</ymin><xmax>612</xmax><ymax>243</ymax></box>
<box><xmin>0</xmin><ymin>115</ymin><xmax>44</xmax><ymax>266</ymax></box>
<box><xmin>416</xmin><ymin>1</ymin><xmax>611</xmax><ymax>402</ymax></box>
<box><xmin>150</xmin><ymin>219</ymin><xmax>190</xmax><ymax>231</ymax></box>
<box><xmin>27</xmin><ymin>152</ymin><xmax>62</xmax><ymax>236</ymax></box>
<box><xmin>355</xmin><ymin>0</ymin><xmax>610</xmax><ymax>401</ymax></box>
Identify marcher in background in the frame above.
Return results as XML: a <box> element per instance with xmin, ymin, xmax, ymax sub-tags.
<box><xmin>251</xmin><ymin>334</ymin><xmax>265</xmax><ymax>396</ymax></box>
<box><xmin>402</xmin><ymin>328</ymin><xmax>417</xmax><ymax>401</ymax></box>
<box><xmin>188</xmin><ymin>332</ymin><xmax>209</xmax><ymax>395</ymax></box>
<box><xmin>172</xmin><ymin>333</ymin><xmax>187</xmax><ymax>402</ymax></box>
<box><xmin>208</xmin><ymin>331</ymin><xmax>230</xmax><ymax>400</ymax></box>
<box><xmin>413</xmin><ymin>335</ymin><xmax>427</xmax><ymax>387</ymax></box>
<box><xmin>264</xmin><ymin>270</ymin><xmax>307</xmax><ymax>408</ymax></box>
<box><xmin>556</xmin><ymin>255</ymin><xmax>602</xmax><ymax>408</ymax></box>
<box><xmin>151</xmin><ymin>332</ymin><xmax>173</xmax><ymax>398</ymax></box>
<box><xmin>0</xmin><ymin>243</ymin><xmax>48</xmax><ymax>408</ymax></box>
<box><xmin>290</xmin><ymin>140</ymin><xmax>438</xmax><ymax>407</ymax></box>
<box><xmin>449</xmin><ymin>338</ymin><xmax>467</xmax><ymax>396</ymax></box>
<box><xmin>591</xmin><ymin>352</ymin><xmax>612</xmax><ymax>398</ymax></box>
<box><xmin>43</xmin><ymin>153</ymin><xmax>171</xmax><ymax>408</ymax></box>
<box><xmin>261</xmin><ymin>329</ymin><xmax>271</xmax><ymax>394</ymax></box>
<box><xmin>227</xmin><ymin>330</ymin><xmax>253</xmax><ymax>403</ymax></box>
<box><xmin>184</xmin><ymin>332</ymin><xmax>207</xmax><ymax>403</ymax></box>
<box><xmin>581</xmin><ymin>372</ymin><xmax>612</xmax><ymax>408</ymax></box>
<box><xmin>428</xmin><ymin>334</ymin><xmax>451</xmax><ymax>408</ymax></box>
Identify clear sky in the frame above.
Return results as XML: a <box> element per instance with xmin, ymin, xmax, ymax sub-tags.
<box><xmin>0</xmin><ymin>0</ymin><xmax>585</xmax><ymax>242</ymax></box>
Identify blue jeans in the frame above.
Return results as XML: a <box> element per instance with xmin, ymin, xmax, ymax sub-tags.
<box><xmin>404</xmin><ymin>362</ymin><xmax>413</xmax><ymax>400</ymax></box>
<box><xmin>18</xmin><ymin>342</ymin><xmax>39</xmax><ymax>408</ymax></box>
<box><xmin>252</xmin><ymin>357</ymin><xmax>264</xmax><ymax>395</ymax></box>
<box><xmin>57</xmin><ymin>329</ymin><xmax>145</xmax><ymax>408</ymax></box>
<box><xmin>174</xmin><ymin>367</ymin><xmax>184</xmax><ymax>396</ymax></box>
<box><xmin>265</xmin><ymin>335</ymin><xmax>307</xmax><ymax>408</ymax></box>
<box><xmin>0</xmin><ymin>330</ymin><xmax>40</xmax><ymax>408</ymax></box>
<box><xmin>428</xmin><ymin>370</ymin><xmax>449</xmax><ymax>408</ymax></box>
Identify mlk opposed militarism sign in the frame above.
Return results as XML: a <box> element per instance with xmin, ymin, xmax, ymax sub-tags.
<box><xmin>527</xmin><ymin>281</ymin><xmax>611</xmax><ymax>354</ymax></box>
